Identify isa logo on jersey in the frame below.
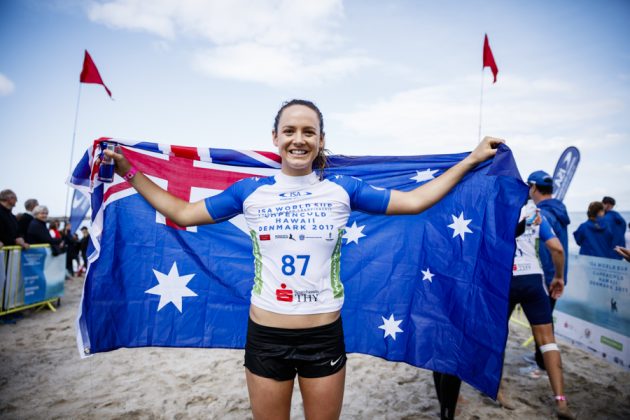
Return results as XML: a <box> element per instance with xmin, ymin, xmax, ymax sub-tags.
<box><xmin>279</xmin><ymin>191</ymin><xmax>313</xmax><ymax>199</ymax></box>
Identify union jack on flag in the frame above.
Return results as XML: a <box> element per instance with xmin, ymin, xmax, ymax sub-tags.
<box><xmin>70</xmin><ymin>138</ymin><xmax>528</xmax><ymax>398</ymax></box>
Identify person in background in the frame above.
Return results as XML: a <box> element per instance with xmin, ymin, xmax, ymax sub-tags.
<box><xmin>0</xmin><ymin>189</ymin><xmax>29</xmax><ymax>249</ymax></box>
<box><xmin>503</xmin><ymin>203</ymin><xmax>574</xmax><ymax>419</ymax></box>
<box><xmin>26</xmin><ymin>206</ymin><xmax>65</xmax><ymax>255</ymax></box>
<box><xmin>17</xmin><ymin>198</ymin><xmax>39</xmax><ymax>239</ymax></box>
<box><xmin>602</xmin><ymin>197</ymin><xmax>627</xmax><ymax>255</ymax></box>
<box><xmin>63</xmin><ymin>223</ymin><xmax>80</xmax><ymax>277</ymax></box>
<box><xmin>78</xmin><ymin>226</ymin><xmax>90</xmax><ymax>275</ymax></box>
<box><xmin>573</xmin><ymin>202</ymin><xmax>615</xmax><ymax>259</ymax></box>
<box><xmin>48</xmin><ymin>220</ymin><xmax>62</xmax><ymax>240</ymax></box>
<box><xmin>526</xmin><ymin>171</ymin><xmax>570</xmax><ymax>370</ymax></box>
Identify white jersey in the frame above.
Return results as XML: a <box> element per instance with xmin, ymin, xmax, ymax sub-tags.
<box><xmin>205</xmin><ymin>171</ymin><xmax>391</xmax><ymax>315</ymax></box>
<box><xmin>513</xmin><ymin>209</ymin><xmax>556</xmax><ymax>276</ymax></box>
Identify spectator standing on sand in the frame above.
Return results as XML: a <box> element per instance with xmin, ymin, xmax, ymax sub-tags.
<box><xmin>602</xmin><ymin>197</ymin><xmax>627</xmax><ymax>255</ymax></box>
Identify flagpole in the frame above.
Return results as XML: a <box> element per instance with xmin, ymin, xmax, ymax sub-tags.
<box><xmin>64</xmin><ymin>83</ymin><xmax>82</xmax><ymax>221</ymax></box>
<box><xmin>477</xmin><ymin>68</ymin><xmax>485</xmax><ymax>143</ymax></box>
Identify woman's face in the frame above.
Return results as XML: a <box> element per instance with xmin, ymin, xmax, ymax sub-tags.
<box><xmin>273</xmin><ymin>105</ymin><xmax>324</xmax><ymax>176</ymax></box>
<box><xmin>36</xmin><ymin>210</ymin><xmax>48</xmax><ymax>222</ymax></box>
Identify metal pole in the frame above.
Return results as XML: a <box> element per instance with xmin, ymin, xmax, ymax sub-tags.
<box><xmin>64</xmin><ymin>84</ymin><xmax>82</xmax><ymax>220</ymax></box>
<box><xmin>478</xmin><ymin>68</ymin><xmax>485</xmax><ymax>143</ymax></box>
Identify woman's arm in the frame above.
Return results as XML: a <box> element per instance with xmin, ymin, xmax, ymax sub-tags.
<box><xmin>386</xmin><ymin>137</ymin><xmax>503</xmax><ymax>215</ymax></box>
<box><xmin>105</xmin><ymin>148</ymin><xmax>215</xmax><ymax>227</ymax></box>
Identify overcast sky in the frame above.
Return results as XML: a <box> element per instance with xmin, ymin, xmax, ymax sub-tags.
<box><xmin>1</xmin><ymin>0</ymin><xmax>629</xmax><ymax>216</ymax></box>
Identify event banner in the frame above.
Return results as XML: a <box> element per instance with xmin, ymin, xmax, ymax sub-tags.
<box><xmin>21</xmin><ymin>247</ymin><xmax>65</xmax><ymax>305</ymax></box>
<box><xmin>555</xmin><ymin>254</ymin><xmax>630</xmax><ymax>370</ymax></box>
<box><xmin>1</xmin><ymin>246</ymin><xmax>65</xmax><ymax>310</ymax></box>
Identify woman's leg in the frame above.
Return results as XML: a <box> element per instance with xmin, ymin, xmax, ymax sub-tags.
<box><xmin>432</xmin><ymin>371</ymin><xmax>462</xmax><ymax>420</ymax></box>
<box><xmin>245</xmin><ymin>368</ymin><xmax>295</xmax><ymax>420</ymax></box>
<box><xmin>298</xmin><ymin>366</ymin><xmax>346</xmax><ymax>420</ymax></box>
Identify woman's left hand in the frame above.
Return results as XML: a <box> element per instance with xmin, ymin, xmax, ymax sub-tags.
<box><xmin>466</xmin><ymin>136</ymin><xmax>504</xmax><ymax>166</ymax></box>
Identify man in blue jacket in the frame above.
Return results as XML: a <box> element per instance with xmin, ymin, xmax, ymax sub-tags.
<box><xmin>602</xmin><ymin>196</ymin><xmax>627</xmax><ymax>257</ymax></box>
<box><xmin>527</xmin><ymin>170</ymin><xmax>571</xmax><ymax>370</ymax></box>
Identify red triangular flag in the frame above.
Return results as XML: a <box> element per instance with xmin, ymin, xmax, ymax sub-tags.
<box><xmin>80</xmin><ymin>50</ymin><xmax>112</xmax><ymax>97</ymax></box>
<box><xmin>483</xmin><ymin>34</ymin><xmax>498</xmax><ymax>83</ymax></box>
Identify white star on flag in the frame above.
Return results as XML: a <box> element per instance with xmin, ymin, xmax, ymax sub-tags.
<box><xmin>343</xmin><ymin>221</ymin><xmax>366</xmax><ymax>245</ymax></box>
<box><xmin>410</xmin><ymin>168</ymin><xmax>439</xmax><ymax>183</ymax></box>
<box><xmin>448</xmin><ymin>212</ymin><xmax>473</xmax><ymax>240</ymax></box>
<box><xmin>378</xmin><ymin>314</ymin><xmax>404</xmax><ymax>340</ymax></box>
<box><xmin>421</xmin><ymin>268</ymin><xmax>434</xmax><ymax>282</ymax></box>
<box><xmin>145</xmin><ymin>262</ymin><xmax>197</xmax><ymax>312</ymax></box>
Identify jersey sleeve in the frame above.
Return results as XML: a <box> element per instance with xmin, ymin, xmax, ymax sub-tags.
<box><xmin>332</xmin><ymin>176</ymin><xmax>391</xmax><ymax>214</ymax></box>
<box><xmin>204</xmin><ymin>178</ymin><xmax>258</xmax><ymax>222</ymax></box>
<box><xmin>539</xmin><ymin>217</ymin><xmax>557</xmax><ymax>242</ymax></box>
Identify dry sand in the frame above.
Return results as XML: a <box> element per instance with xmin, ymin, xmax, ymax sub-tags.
<box><xmin>1</xmin><ymin>276</ymin><xmax>629</xmax><ymax>419</ymax></box>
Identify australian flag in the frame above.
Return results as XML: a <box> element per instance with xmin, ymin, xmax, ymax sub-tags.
<box><xmin>70</xmin><ymin>138</ymin><xmax>528</xmax><ymax>398</ymax></box>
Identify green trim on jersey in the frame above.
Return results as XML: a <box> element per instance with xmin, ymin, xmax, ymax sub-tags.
<box><xmin>330</xmin><ymin>228</ymin><xmax>344</xmax><ymax>298</ymax></box>
<box><xmin>250</xmin><ymin>230</ymin><xmax>263</xmax><ymax>295</ymax></box>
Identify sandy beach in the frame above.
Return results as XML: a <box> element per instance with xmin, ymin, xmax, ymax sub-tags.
<box><xmin>1</xmin><ymin>275</ymin><xmax>629</xmax><ymax>419</ymax></box>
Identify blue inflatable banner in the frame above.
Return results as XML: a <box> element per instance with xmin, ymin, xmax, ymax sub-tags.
<box><xmin>552</xmin><ymin>146</ymin><xmax>580</xmax><ymax>202</ymax></box>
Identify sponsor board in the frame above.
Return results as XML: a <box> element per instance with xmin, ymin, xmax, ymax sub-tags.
<box><xmin>554</xmin><ymin>311</ymin><xmax>629</xmax><ymax>370</ymax></box>
<box><xmin>554</xmin><ymin>254</ymin><xmax>629</xmax><ymax>370</ymax></box>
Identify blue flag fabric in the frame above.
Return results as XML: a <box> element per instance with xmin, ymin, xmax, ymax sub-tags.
<box><xmin>71</xmin><ymin>139</ymin><xmax>528</xmax><ymax>398</ymax></box>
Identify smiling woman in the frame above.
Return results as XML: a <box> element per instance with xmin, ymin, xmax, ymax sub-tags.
<box><xmin>103</xmin><ymin>99</ymin><xmax>501</xmax><ymax>419</ymax></box>
<box><xmin>272</xmin><ymin>99</ymin><xmax>327</xmax><ymax>177</ymax></box>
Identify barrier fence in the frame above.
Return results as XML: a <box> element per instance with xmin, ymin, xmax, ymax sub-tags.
<box><xmin>0</xmin><ymin>245</ymin><xmax>65</xmax><ymax>316</ymax></box>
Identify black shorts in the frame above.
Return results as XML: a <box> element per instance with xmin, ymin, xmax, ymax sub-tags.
<box><xmin>509</xmin><ymin>273</ymin><xmax>552</xmax><ymax>325</ymax></box>
<box><xmin>244</xmin><ymin>316</ymin><xmax>347</xmax><ymax>381</ymax></box>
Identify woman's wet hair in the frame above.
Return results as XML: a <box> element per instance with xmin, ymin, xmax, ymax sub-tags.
<box><xmin>273</xmin><ymin>99</ymin><xmax>324</xmax><ymax>135</ymax></box>
<box><xmin>273</xmin><ymin>99</ymin><xmax>329</xmax><ymax>177</ymax></box>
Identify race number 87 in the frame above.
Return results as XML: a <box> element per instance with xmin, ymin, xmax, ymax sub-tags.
<box><xmin>282</xmin><ymin>255</ymin><xmax>310</xmax><ymax>276</ymax></box>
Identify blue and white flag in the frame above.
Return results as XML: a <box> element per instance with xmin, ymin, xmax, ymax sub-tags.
<box><xmin>552</xmin><ymin>146</ymin><xmax>580</xmax><ymax>202</ymax></box>
<box><xmin>70</xmin><ymin>139</ymin><xmax>528</xmax><ymax>398</ymax></box>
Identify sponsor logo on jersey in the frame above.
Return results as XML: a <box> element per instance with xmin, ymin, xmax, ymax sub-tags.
<box><xmin>299</xmin><ymin>234</ymin><xmax>305</xmax><ymax>241</ymax></box>
<box><xmin>259</xmin><ymin>234</ymin><xmax>271</xmax><ymax>241</ymax></box>
<box><xmin>279</xmin><ymin>191</ymin><xmax>313</xmax><ymax>199</ymax></box>
<box><xmin>294</xmin><ymin>290</ymin><xmax>320</xmax><ymax>303</ymax></box>
<box><xmin>276</xmin><ymin>283</ymin><xmax>293</xmax><ymax>302</ymax></box>
<box><xmin>274</xmin><ymin>234</ymin><xmax>296</xmax><ymax>241</ymax></box>
<box><xmin>513</xmin><ymin>263</ymin><xmax>532</xmax><ymax>272</ymax></box>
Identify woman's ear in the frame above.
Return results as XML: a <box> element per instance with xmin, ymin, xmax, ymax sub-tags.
<box><xmin>272</xmin><ymin>130</ymin><xmax>278</xmax><ymax>147</ymax></box>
